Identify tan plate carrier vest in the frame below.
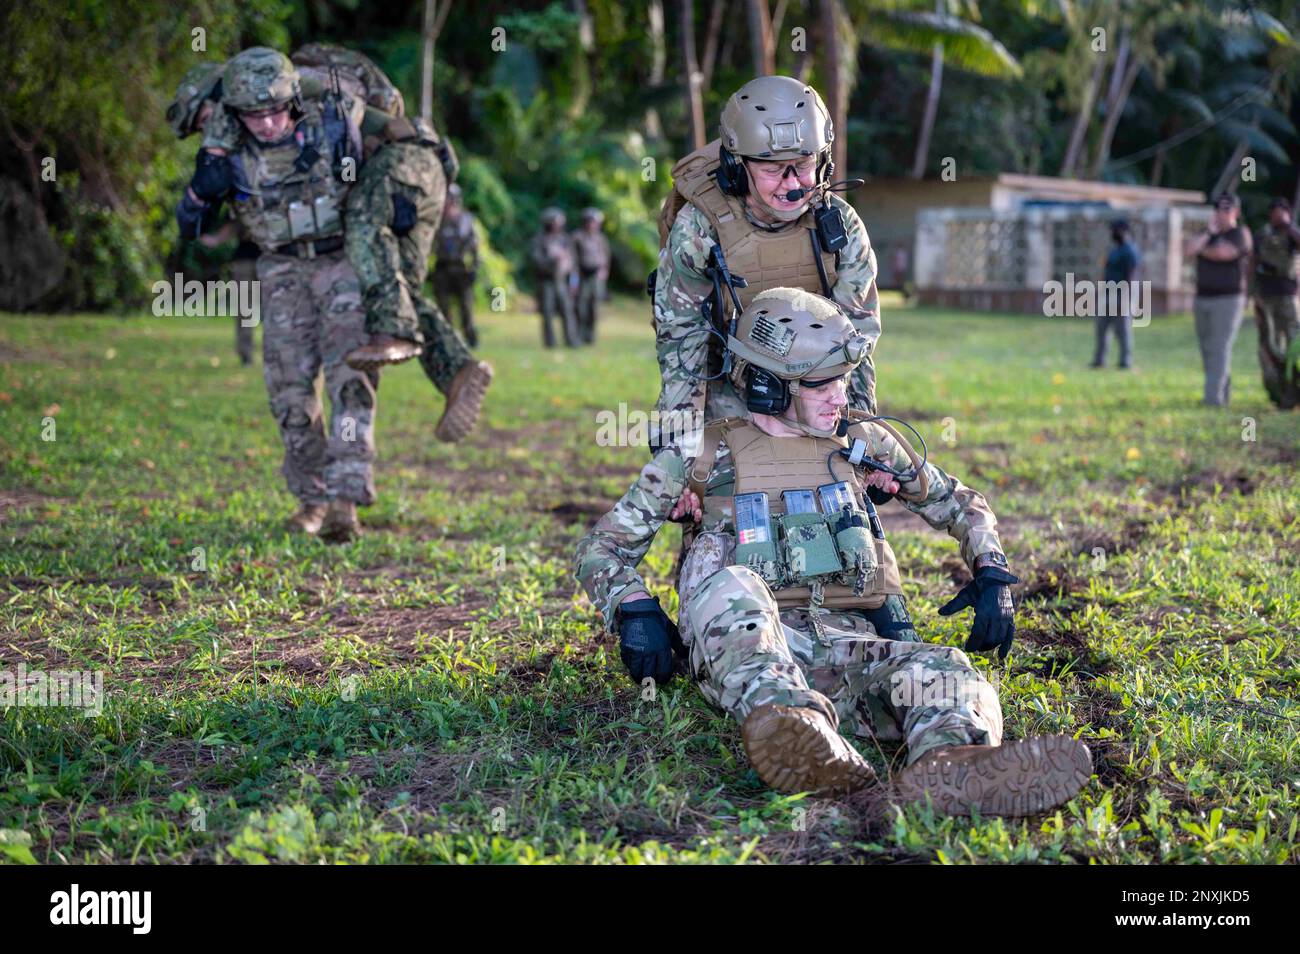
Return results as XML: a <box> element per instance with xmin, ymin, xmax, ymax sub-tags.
<box><xmin>688</xmin><ymin>418</ymin><xmax>904</xmax><ymax>611</ymax></box>
<box><xmin>659</xmin><ymin>139</ymin><xmax>838</xmax><ymax>308</ymax></box>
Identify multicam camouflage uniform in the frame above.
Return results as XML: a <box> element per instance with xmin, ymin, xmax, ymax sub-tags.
<box><xmin>530</xmin><ymin>225</ymin><xmax>578</xmax><ymax>347</ymax></box>
<box><xmin>571</xmin><ymin>216</ymin><xmax>610</xmax><ymax>345</ymax></box>
<box><xmin>433</xmin><ymin>203</ymin><xmax>480</xmax><ymax>348</ymax></box>
<box><xmin>1253</xmin><ymin>221</ymin><xmax>1300</xmax><ymax>409</ymax></box>
<box><xmin>201</xmin><ymin>66</ymin><xmax>379</xmax><ymax>506</ymax></box>
<box><xmin>343</xmin><ymin>133</ymin><xmax>474</xmax><ymax>393</ymax></box>
<box><xmin>574</xmin><ymin>422</ymin><xmax>1007</xmax><ymax>766</ymax></box>
<box><xmin>653</xmin><ymin>194</ymin><xmax>880</xmax><ymax>451</ymax></box>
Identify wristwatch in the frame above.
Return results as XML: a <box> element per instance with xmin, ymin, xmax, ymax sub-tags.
<box><xmin>974</xmin><ymin>552</ymin><xmax>1009</xmax><ymax>572</ymax></box>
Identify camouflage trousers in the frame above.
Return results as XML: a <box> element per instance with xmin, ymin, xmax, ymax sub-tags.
<box><xmin>1254</xmin><ymin>294</ymin><xmax>1300</xmax><ymax>409</ymax></box>
<box><xmin>575</xmin><ymin>273</ymin><xmax>603</xmax><ymax>345</ymax></box>
<box><xmin>231</xmin><ymin>256</ymin><xmax>260</xmax><ymax>365</ymax></box>
<box><xmin>434</xmin><ymin>268</ymin><xmax>478</xmax><ymax>349</ymax></box>
<box><xmin>539</xmin><ymin>278</ymin><xmax>578</xmax><ymax>348</ymax></box>
<box><xmin>680</xmin><ymin>563</ymin><xmax>1003</xmax><ymax>765</ymax></box>
<box><xmin>259</xmin><ymin>252</ymin><xmax>379</xmax><ymax>506</ymax></box>
<box><xmin>343</xmin><ymin>141</ymin><xmax>474</xmax><ymax>395</ymax></box>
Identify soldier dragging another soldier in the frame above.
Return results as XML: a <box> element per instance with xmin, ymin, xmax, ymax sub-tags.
<box><xmin>575</xmin><ymin>287</ymin><xmax>1092</xmax><ymax>815</ymax></box>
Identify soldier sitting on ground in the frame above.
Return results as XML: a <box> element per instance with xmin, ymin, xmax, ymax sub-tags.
<box><xmin>574</xmin><ymin>287</ymin><xmax>1092</xmax><ymax>815</ymax></box>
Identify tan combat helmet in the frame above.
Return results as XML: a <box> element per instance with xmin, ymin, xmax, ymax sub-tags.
<box><xmin>222</xmin><ymin>47</ymin><xmax>302</xmax><ymax>113</ymax></box>
<box><xmin>541</xmin><ymin>206</ymin><xmax>566</xmax><ymax>229</ymax></box>
<box><xmin>720</xmin><ymin>75</ymin><xmax>833</xmax><ymax>162</ymax></box>
<box><xmin>728</xmin><ymin>287</ymin><xmax>868</xmax><ymax>436</ymax></box>
<box><xmin>167</xmin><ymin>62</ymin><xmax>224</xmax><ymax>138</ymax></box>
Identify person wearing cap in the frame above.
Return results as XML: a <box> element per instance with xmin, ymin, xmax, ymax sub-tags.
<box><xmin>574</xmin><ymin>286</ymin><xmax>1092</xmax><ymax>814</ymax></box>
<box><xmin>648</xmin><ymin>75</ymin><xmax>882</xmax><ymax>455</ymax></box>
<box><xmin>1091</xmin><ymin>218</ymin><xmax>1140</xmax><ymax>369</ymax></box>
<box><xmin>530</xmin><ymin>207</ymin><xmax>579</xmax><ymax>347</ymax></box>
<box><xmin>1252</xmin><ymin>197</ymin><xmax>1300</xmax><ymax>408</ymax></box>
<box><xmin>571</xmin><ymin>207</ymin><xmax>611</xmax><ymax>345</ymax></box>
<box><xmin>1185</xmin><ymin>193</ymin><xmax>1253</xmax><ymax>406</ymax></box>
<box><xmin>432</xmin><ymin>183</ymin><xmax>481</xmax><ymax>348</ymax></box>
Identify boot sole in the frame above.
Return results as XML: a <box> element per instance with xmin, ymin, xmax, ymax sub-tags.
<box><xmin>345</xmin><ymin>352</ymin><xmax>419</xmax><ymax>372</ymax></box>
<box><xmin>895</xmin><ymin>736</ymin><xmax>1091</xmax><ymax>817</ymax></box>
<box><xmin>743</xmin><ymin>708</ymin><xmax>876</xmax><ymax>796</ymax></box>
<box><xmin>435</xmin><ymin>362</ymin><xmax>493</xmax><ymax>443</ymax></box>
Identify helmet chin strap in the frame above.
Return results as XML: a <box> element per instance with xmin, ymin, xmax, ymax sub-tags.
<box><xmin>751</xmin><ymin>193</ymin><xmax>810</xmax><ymax>223</ymax></box>
<box><xmin>782</xmin><ymin>389</ymin><xmax>840</xmax><ymax>439</ymax></box>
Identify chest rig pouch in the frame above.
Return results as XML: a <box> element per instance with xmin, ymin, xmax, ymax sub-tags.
<box><xmin>232</xmin><ymin>101</ymin><xmax>356</xmax><ymax>252</ymax></box>
<box><xmin>693</xmin><ymin>421</ymin><xmax>903</xmax><ymax>611</ymax></box>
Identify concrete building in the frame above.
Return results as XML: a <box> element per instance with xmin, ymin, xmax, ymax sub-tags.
<box><xmin>853</xmin><ymin>174</ymin><xmax>1208</xmax><ymax>314</ymax></box>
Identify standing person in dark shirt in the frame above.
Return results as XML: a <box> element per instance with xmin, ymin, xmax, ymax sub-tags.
<box><xmin>1185</xmin><ymin>193</ymin><xmax>1253</xmax><ymax>406</ymax></box>
<box><xmin>1252</xmin><ymin>197</ymin><xmax>1300</xmax><ymax>409</ymax></box>
<box><xmin>1092</xmin><ymin>218</ymin><xmax>1139</xmax><ymax>369</ymax></box>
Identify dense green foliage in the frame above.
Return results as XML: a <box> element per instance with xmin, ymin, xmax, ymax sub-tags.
<box><xmin>1</xmin><ymin>295</ymin><xmax>1297</xmax><ymax>863</ymax></box>
<box><xmin>5</xmin><ymin>1</ymin><xmax>1300</xmax><ymax>311</ymax></box>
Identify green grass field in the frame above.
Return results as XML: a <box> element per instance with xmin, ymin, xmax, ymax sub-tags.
<box><xmin>1</xmin><ymin>292</ymin><xmax>1298</xmax><ymax>864</ymax></box>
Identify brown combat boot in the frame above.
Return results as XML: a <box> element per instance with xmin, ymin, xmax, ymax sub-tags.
<box><xmin>286</xmin><ymin>503</ymin><xmax>328</xmax><ymax>535</ymax></box>
<box><xmin>435</xmin><ymin>360</ymin><xmax>494</xmax><ymax>443</ymax></box>
<box><xmin>742</xmin><ymin>704</ymin><xmax>878</xmax><ymax>796</ymax></box>
<box><xmin>345</xmin><ymin>335</ymin><xmax>421</xmax><ymax>371</ymax></box>
<box><xmin>893</xmin><ymin>736</ymin><xmax>1092</xmax><ymax>817</ymax></box>
<box><xmin>318</xmin><ymin>498</ymin><xmax>361</xmax><ymax>544</ymax></box>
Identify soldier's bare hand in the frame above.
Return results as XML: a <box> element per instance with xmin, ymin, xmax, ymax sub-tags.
<box><xmin>862</xmin><ymin>470</ymin><xmax>900</xmax><ymax>496</ymax></box>
<box><xmin>669</xmin><ymin>489</ymin><xmax>702</xmax><ymax>524</ymax></box>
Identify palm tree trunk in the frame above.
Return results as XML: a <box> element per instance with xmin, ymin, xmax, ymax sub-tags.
<box><xmin>701</xmin><ymin>0</ymin><xmax>727</xmax><ymax>90</ymax></box>
<box><xmin>746</xmin><ymin>0</ymin><xmax>775</xmax><ymax>76</ymax></box>
<box><xmin>646</xmin><ymin>0</ymin><xmax>666</xmax><ymax>140</ymax></box>
<box><xmin>419</xmin><ymin>0</ymin><xmax>453</xmax><ymax>123</ymax></box>
<box><xmin>569</xmin><ymin>0</ymin><xmax>594</xmax><ymax>121</ymax></box>
<box><xmin>818</xmin><ymin>0</ymin><xmax>846</xmax><ymax>178</ymax></box>
<box><xmin>1060</xmin><ymin>54</ymin><xmax>1105</xmax><ymax>178</ymax></box>
<box><xmin>1088</xmin><ymin>30</ymin><xmax>1138</xmax><ymax>179</ymax></box>
<box><xmin>681</xmin><ymin>0</ymin><xmax>707</xmax><ymax>149</ymax></box>
<box><xmin>910</xmin><ymin>5</ymin><xmax>944</xmax><ymax>182</ymax></box>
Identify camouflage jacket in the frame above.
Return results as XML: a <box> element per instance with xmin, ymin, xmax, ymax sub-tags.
<box><xmin>651</xmin><ymin>193</ymin><xmax>881</xmax><ymax>452</ymax></box>
<box><xmin>574</xmin><ymin>420</ymin><xmax>1004</xmax><ymax>628</ymax></box>
<box><xmin>530</xmin><ymin>231</ymin><xmax>576</xmax><ymax>280</ymax></box>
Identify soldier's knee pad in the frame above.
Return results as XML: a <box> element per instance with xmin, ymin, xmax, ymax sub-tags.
<box><xmin>339</xmin><ymin>377</ymin><xmax>375</xmax><ymax>411</ymax></box>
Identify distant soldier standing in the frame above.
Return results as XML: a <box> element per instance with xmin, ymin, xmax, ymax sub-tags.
<box><xmin>432</xmin><ymin>183</ymin><xmax>481</xmax><ymax>348</ymax></box>
<box><xmin>571</xmin><ymin>207</ymin><xmax>610</xmax><ymax>345</ymax></box>
<box><xmin>1090</xmin><ymin>218</ymin><xmax>1138</xmax><ymax>370</ymax></box>
<box><xmin>1185</xmin><ymin>193</ymin><xmax>1253</xmax><ymax>407</ymax></box>
<box><xmin>530</xmin><ymin>207</ymin><xmax>578</xmax><ymax>348</ymax></box>
<box><xmin>1252</xmin><ymin>197</ymin><xmax>1300</xmax><ymax>409</ymax></box>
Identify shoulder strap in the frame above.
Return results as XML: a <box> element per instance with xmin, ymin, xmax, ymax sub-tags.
<box><xmin>687</xmin><ymin>417</ymin><xmax>745</xmax><ymax>502</ymax></box>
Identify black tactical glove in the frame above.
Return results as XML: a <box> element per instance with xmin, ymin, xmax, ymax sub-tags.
<box><xmin>614</xmin><ymin>597</ymin><xmax>685</xmax><ymax>686</ymax></box>
<box><xmin>865</xmin><ymin>484</ymin><xmax>895</xmax><ymax>506</ymax></box>
<box><xmin>391</xmin><ymin>194</ymin><xmax>417</xmax><ymax>236</ymax></box>
<box><xmin>938</xmin><ymin>566</ymin><xmax>1020</xmax><ymax>660</ymax></box>
<box><xmin>190</xmin><ymin>150</ymin><xmax>234</xmax><ymax>202</ymax></box>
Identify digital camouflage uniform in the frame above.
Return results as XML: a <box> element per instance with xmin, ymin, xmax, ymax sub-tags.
<box><xmin>1253</xmin><ymin>222</ymin><xmax>1300</xmax><ymax>409</ymax></box>
<box><xmin>571</xmin><ymin>221</ymin><xmax>610</xmax><ymax>345</ymax></box>
<box><xmin>344</xmin><ymin>135</ymin><xmax>474</xmax><ymax>393</ymax></box>
<box><xmin>433</xmin><ymin>207</ymin><xmax>480</xmax><ymax>348</ymax></box>
<box><xmin>201</xmin><ymin>74</ymin><xmax>380</xmax><ymax>505</ymax></box>
<box><xmin>530</xmin><ymin>226</ymin><xmax>578</xmax><ymax>347</ymax></box>
<box><xmin>574</xmin><ymin>422</ymin><xmax>1006</xmax><ymax>766</ymax></box>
